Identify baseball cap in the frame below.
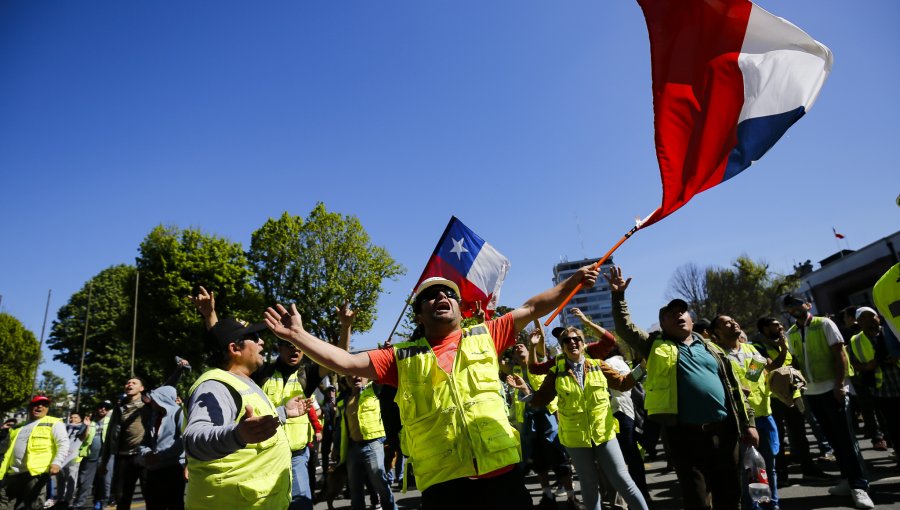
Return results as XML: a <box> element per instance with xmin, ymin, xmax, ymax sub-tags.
<box><xmin>411</xmin><ymin>277</ymin><xmax>461</xmax><ymax>303</ymax></box>
<box><xmin>658</xmin><ymin>298</ymin><xmax>689</xmax><ymax>319</ymax></box>
<box><xmin>782</xmin><ymin>294</ymin><xmax>806</xmax><ymax>308</ymax></box>
<box><xmin>30</xmin><ymin>395</ymin><xmax>50</xmax><ymax>406</ymax></box>
<box><xmin>98</xmin><ymin>400</ymin><xmax>114</xmax><ymax>410</ymax></box>
<box><xmin>208</xmin><ymin>317</ymin><xmax>268</xmax><ymax>349</ymax></box>
<box><xmin>855</xmin><ymin>306</ymin><xmax>878</xmax><ymax>320</ymax></box>
<box><xmin>551</xmin><ymin>327</ymin><xmax>565</xmax><ymax>339</ymax></box>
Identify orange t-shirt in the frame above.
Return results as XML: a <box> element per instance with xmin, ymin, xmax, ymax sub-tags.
<box><xmin>367</xmin><ymin>313</ymin><xmax>518</xmax><ymax>478</ymax></box>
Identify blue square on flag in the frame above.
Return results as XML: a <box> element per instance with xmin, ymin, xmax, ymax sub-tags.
<box><xmin>436</xmin><ymin>220</ymin><xmax>482</xmax><ymax>277</ymax></box>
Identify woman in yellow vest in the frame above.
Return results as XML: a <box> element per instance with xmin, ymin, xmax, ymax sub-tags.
<box><xmin>511</xmin><ymin>327</ymin><xmax>649</xmax><ymax>510</ymax></box>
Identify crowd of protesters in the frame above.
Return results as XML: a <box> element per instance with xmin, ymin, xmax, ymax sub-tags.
<box><xmin>2</xmin><ymin>262</ymin><xmax>898</xmax><ymax>510</ymax></box>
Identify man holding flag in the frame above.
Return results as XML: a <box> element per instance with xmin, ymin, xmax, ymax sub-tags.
<box><xmin>263</xmin><ymin>218</ymin><xmax>600</xmax><ymax>509</ymax></box>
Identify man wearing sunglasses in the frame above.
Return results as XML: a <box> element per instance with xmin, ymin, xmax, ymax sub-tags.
<box><xmin>0</xmin><ymin>395</ymin><xmax>70</xmax><ymax>510</ymax></box>
<box><xmin>182</xmin><ymin>317</ymin><xmax>310</xmax><ymax>510</ymax></box>
<box><xmin>264</xmin><ymin>265</ymin><xmax>600</xmax><ymax>509</ymax></box>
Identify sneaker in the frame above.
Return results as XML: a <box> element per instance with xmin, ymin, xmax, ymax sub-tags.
<box><xmin>44</xmin><ymin>500</ymin><xmax>56</xmax><ymax>509</ymax></box>
<box><xmin>818</xmin><ymin>451</ymin><xmax>837</xmax><ymax>462</ymax></box>
<box><xmin>851</xmin><ymin>488</ymin><xmax>875</xmax><ymax>509</ymax></box>
<box><xmin>828</xmin><ymin>480</ymin><xmax>851</xmax><ymax>496</ymax></box>
<box><xmin>873</xmin><ymin>439</ymin><xmax>888</xmax><ymax>451</ymax></box>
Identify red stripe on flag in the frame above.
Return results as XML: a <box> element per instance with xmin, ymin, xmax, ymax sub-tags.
<box><xmin>639</xmin><ymin>0</ymin><xmax>752</xmax><ymax>227</ymax></box>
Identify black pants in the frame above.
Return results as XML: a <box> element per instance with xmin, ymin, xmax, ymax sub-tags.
<box><xmin>0</xmin><ymin>472</ymin><xmax>49</xmax><ymax>510</ymax></box>
<box><xmin>806</xmin><ymin>392</ymin><xmax>868</xmax><ymax>489</ymax></box>
<box><xmin>72</xmin><ymin>460</ymin><xmax>98</xmax><ymax>509</ymax></box>
<box><xmin>666</xmin><ymin>422</ymin><xmax>741</xmax><ymax>510</ymax></box>
<box><xmin>112</xmin><ymin>454</ymin><xmax>145</xmax><ymax>510</ymax></box>
<box><xmin>770</xmin><ymin>397</ymin><xmax>814</xmax><ymax>472</ymax></box>
<box><xmin>420</xmin><ymin>465</ymin><xmax>533</xmax><ymax>510</ymax></box>
<box><xmin>143</xmin><ymin>465</ymin><xmax>184</xmax><ymax>510</ymax></box>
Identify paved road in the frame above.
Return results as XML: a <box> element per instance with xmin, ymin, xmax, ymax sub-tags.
<box><xmin>312</xmin><ymin>432</ymin><xmax>899</xmax><ymax>509</ymax></box>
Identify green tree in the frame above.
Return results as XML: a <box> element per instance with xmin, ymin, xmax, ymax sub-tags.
<box><xmin>36</xmin><ymin>370</ymin><xmax>70</xmax><ymax>417</ymax></box>
<box><xmin>136</xmin><ymin>225</ymin><xmax>261</xmax><ymax>379</ymax></box>
<box><xmin>47</xmin><ymin>265</ymin><xmax>137</xmax><ymax>402</ymax></box>
<box><xmin>668</xmin><ymin>256</ymin><xmax>799</xmax><ymax>334</ymax></box>
<box><xmin>248</xmin><ymin>204</ymin><xmax>405</xmax><ymax>344</ymax></box>
<box><xmin>0</xmin><ymin>313</ymin><xmax>40</xmax><ymax>414</ymax></box>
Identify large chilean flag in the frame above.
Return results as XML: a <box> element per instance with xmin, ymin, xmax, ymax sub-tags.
<box><xmin>417</xmin><ymin>217</ymin><xmax>510</xmax><ymax>318</ymax></box>
<box><xmin>638</xmin><ymin>0</ymin><xmax>832</xmax><ymax>228</ymax></box>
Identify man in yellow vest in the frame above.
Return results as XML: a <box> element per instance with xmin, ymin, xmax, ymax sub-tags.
<box><xmin>182</xmin><ymin>317</ymin><xmax>310</xmax><ymax>510</ymax></box>
<box><xmin>72</xmin><ymin>403</ymin><xmax>104</xmax><ymax>510</ymax></box>
<box><xmin>850</xmin><ymin>307</ymin><xmax>900</xmax><ymax>472</ymax></box>
<box><xmin>873</xmin><ymin>262</ymin><xmax>900</xmax><ymax>340</ymax></box>
<box><xmin>782</xmin><ymin>295</ymin><xmax>874</xmax><ymax>509</ymax></box>
<box><xmin>0</xmin><ymin>395</ymin><xmax>70</xmax><ymax>510</ymax></box>
<box><xmin>607</xmin><ymin>267</ymin><xmax>758</xmax><ymax>510</ymax></box>
<box><xmin>263</xmin><ymin>265</ymin><xmax>600</xmax><ymax>509</ymax></box>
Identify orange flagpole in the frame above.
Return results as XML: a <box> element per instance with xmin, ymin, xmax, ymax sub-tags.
<box><xmin>543</xmin><ymin>223</ymin><xmax>641</xmax><ymax>327</ymax></box>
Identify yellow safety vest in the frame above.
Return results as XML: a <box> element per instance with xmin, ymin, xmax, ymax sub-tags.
<box><xmin>185</xmin><ymin>369</ymin><xmax>292</xmax><ymax>510</ymax></box>
<box><xmin>711</xmin><ymin>343</ymin><xmax>772</xmax><ymax>417</ymax></box>
<box><xmin>512</xmin><ymin>365</ymin><xmax>558</xmax><ymax>421</ymax></box>
<box><xmin>393</xmin><ymin>324</ymin><xmax>520</xmax><ymax>492</ymax></box>
<box><xmin>0</xmin><ymin>416</ymin><xmax>62</xmax><ymax>479</ymax></box>
<box><xmin>874</xmin><ymin>263</ymin><xmax>900</xmax><ymax>339</ymax></box>
<box><xmin>644</xmin><ymin>338</ymin><xmax>681</xmax><ymax>419</ymax></box>
<box><xmin>787</xmin><ymin>317</ymin><xmax>849</xmax><ymax>384</ymax></box>
<box><xmin>850</xmin><ymin>330</ymin><xmax>900</xmax><ymax>390</ymax></box>
<box><xmin>551</xmin><ymin>357</ymin><xmax>618</xmax><ymax>448</ymax></box>
<box><xmin>338</xmin><ymin>383</ymin><xmax>385</xmax><ymax>463</ymax></box>
<box><xmin>261</xmin><ymin>368</ymin><xmax>312</xmax><ymax>452</ymax></box>
<box><xmin>77</xmin><ymin>423</ymin><xmax>97</xmax><ymax>462</ymax></box>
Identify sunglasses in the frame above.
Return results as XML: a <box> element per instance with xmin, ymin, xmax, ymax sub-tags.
<box><xmin>561</xmin><ymin>335</ymin><xmax>583</xmax><ymax>343</ymax></box>
<box><xmin>418</xmin><ymin>286</ymin><xmax>459</xmax><ymax>302</ymax></box>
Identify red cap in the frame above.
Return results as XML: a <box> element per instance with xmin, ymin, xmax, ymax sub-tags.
<box><xmin>30</xmin><ymin>395</ymin><xmax>50</xmax><ymax>405</ymax></box>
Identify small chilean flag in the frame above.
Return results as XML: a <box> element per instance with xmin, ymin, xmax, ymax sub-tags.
<box><xmin>417</xmin><ymin>217</ymin><xmax>510</xmax><ymax>318</ymax></box>
<box><xmin>833</xmin><ymin>227</ymin><xmax>845</xmax><ymax>240</ymax></box>
<box><xmin>639</xmin><ymin>0</ymin><xmax>832</xmax><ymax>228</ymax></box>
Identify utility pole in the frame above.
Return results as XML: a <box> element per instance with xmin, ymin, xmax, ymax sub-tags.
<box><xmin>75</xmin><ymin>282</ymin><xmax>93</xmax><ymax>411</ymax></box>
<box><xmin>131</xmin><ymin>271</ymin><xmax>140</xmax><ymax>377</ymax></box>
<box><xmin>32</xmin><ymin>289</ymin><xmax>52</xmax><ymax>395</ymax></box>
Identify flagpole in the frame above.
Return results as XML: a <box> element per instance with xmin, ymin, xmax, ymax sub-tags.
<box><xmin>386</xmin><ymin>292</ymin><xmax>414</xmax><ymax>342</ymax></box>
<box><xmin>75</xmin><ymin>281</ymin><xmax>93</xmax><ymax>412</ymax></box>
<box><xmin>32</xmin><ymin>289</ymin><xmax>52</xmax><ymax>395</ymax></box>
<box><xmin>543</xmin><ymin>223</ymin><xmax>641</xmax><ymax>327</ymax></box>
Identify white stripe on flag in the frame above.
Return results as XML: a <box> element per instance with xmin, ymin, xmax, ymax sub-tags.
<box><xmin>465</xmin><ymin>242</ymin><xmax>510</xmax><ymax>307</ymax></box>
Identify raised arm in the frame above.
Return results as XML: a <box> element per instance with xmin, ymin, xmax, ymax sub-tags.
<box><xmin>528</xmin><ymin>320</ymin><xmax>547</xmax><ymax>360</ymax></box>
<box><xmin>323</xmin><ymin>301</ymin><xmax>357</xmax><ymax>379</ymax></box>
<box><xmin>606</xmin><ymin>266</ymin><xmax>653</xmax><ymax>361</ymax></box>
<box><xmin>511</xmin><ymin>265</ymin><xmax>599</xmax><ymax>331</ymax></box>
<box><xmin>264</xmin><ymin>303</ymin><xmax>377</xmax><ymax>380</ymax></box>
<box><xmin>190</xmin><ymin>286</ymin><xmax>218</xmax><ymax>331</ymax></box>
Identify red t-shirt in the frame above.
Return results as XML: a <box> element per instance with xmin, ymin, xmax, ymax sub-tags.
<box><xmin>367</xmin><ymin>313</ymin><xmax>518</xmax><ymax>479</ymax></box>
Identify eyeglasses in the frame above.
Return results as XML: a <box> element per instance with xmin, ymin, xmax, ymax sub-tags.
<box><xmin>418</xmin><ymin>286</ymin><xmax>459</xmax><ymax>302</ymax></box>
<box><xmin>239</xmin><ymin>333</ymin><xmax>262</xmax><ymax>344</ymax></box>
<box><xmin>561</xmin><ymin>335</ymin><xmax>582</xmax><ymax>343</ymax></box>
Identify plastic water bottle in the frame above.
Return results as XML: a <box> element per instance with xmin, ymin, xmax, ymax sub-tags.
<box><xmin>744</xmin><ymin>445</ymin><xmax>772</xmax><ymax>503</ymax></box>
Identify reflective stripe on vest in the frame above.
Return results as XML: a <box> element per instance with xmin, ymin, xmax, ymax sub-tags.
<box><xmin>787</xmin><ymin>317</ymin><xmax>847</xmax><ymax>384</ymax></box>
<box><xmin>711</xmin><ymin>343</ymin><xmax>772</xmax><ymax>417</ymax></box>
<box><xmin>551</xmin><ymin>357</ymin><xmax>617</xmax><ymax>448</ymax></box>
<box><xmin>644</xmin><ymin>339</ymin><xmax>680</xmax><ymax>417</ymax></box>
<box><xmin>393</xmin><ymin>325</ymin><xmax>520</xmax><ymax>492</ymax></box>
<box><xmin>0</xmin><ymin>416</ymin><xmax>61</xmax><ymax>479</ymax></box>
<box><xmin>261</xmin><ymin>369</ymin><xmax>311</xmax><ymax>451</ymax></box>
<box><xmin>185</xmin><ymin>369</ymin><xmax>292</xmax><ymax>510</ymax></box>
<box><xmin>339</xmin><ymin>384</ymin><xmax>386</xmax><ymax>463</ymax></box>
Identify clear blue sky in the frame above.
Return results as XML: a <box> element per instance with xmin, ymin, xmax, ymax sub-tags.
<box><xmin>2</xmin><ymin>0</ymin><xmax>898</xmax><ymax>387</ymax></box>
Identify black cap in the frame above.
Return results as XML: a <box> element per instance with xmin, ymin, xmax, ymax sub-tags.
<box><xmin>208</xmin><ymin>317</ymin><xmax>267</xmax><ymax>349</ymax></box>
<box><xmin>658</xmin><ymin>298</ymin><xmax>689</xmax><ymax>319</ymax></box>
<box><xmin>782</xmin><ymin>294</ymin><xmax>806</xmax><ymax>308</ymax></box>
<box><xmin>98</xmin><ymin>400</ymin><xmax>114</xmax><ymax>410</ymax></box>
<box><xmin>551</xmin><ymin>327</ymin><xmax>565</xmax><ymax>339</ymax></box>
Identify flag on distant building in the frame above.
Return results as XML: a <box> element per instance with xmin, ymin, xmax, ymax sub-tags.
<box><xmin>417</xmin><ymin>217</ymin><xmax>510</xmax><ymax>318</ymax></box>
<box><xmin>637</xmin><ymin>0</ymin><xmax>833</xmax><ymax>228</ymax></box>
<box><xmin>833</xmin><ymin>227</ymin><xmax>845</xmax><ymax>239</ymax></box>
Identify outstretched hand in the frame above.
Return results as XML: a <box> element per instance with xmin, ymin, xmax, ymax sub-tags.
<box><xmin>235</xmin><ymin>405</ymin><xmax>280</xmax><ymax>444</ymax></box>
<box><xmin>506</xmin><ymin>374</ymin><xmax>528</xmax><ymax>391</ymax></box>
<box><xmin>190</xmin><ymin>286</ymin><xmax>215</xmax><ymax>318</ymax></box>
<box><xmin>336</xmin><ymin>301</ymin><xmax>357</xmax><ymax>328</ymax></box>
<box><xmin>285</xmin><ymin>396</ymin><xmax>313</xmax><ymax>418</ymax></box>
<box><xmin>570</xmin><ymin>307</ymin><xmax>588</xmax><ymax>322</ymax></box>
<box><xmin>577</xmin><ymin>266</ymin><xmax>600</xmax><ymax>289</ymax></box>
<box><xmin>264</xmin><ymin>304</ymin><xmax>305</xmax><ymax>341</ymax></box>
<box><xmin>603</xmin><ymin>266</ymin><xmax>632</xmax><ymax>293</ymax></box>
<box><xmin>472</xmin><ymin>301</ymin><xmax>485</xmax><ymax>324</ymax></box>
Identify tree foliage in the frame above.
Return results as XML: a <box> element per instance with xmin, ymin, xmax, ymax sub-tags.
<box><xmin>48</xmin><ymin>265</ymin><xmax>137</xmax><ymax>404</ymax></box>
<box><xmin>36</xmin><ymin>370</ymin><xmax>70</xmax><ymax>417</ymax></box>
<box><xmin>248</xmin><ymin>204</ymin><xmax>405</xmax><ymax>344</ymax></box>
<box><xmin>668</xmin><ymin>256</ymin><xmax>799</xmax><ymax>333</ymax></box>
<box><xmin>0</xmin><ymin>312</ymin><xmax>40</xmax><ymax>414</ymax></box>
<box><xmin>136</xmin><ymin>225</ymin><xmax>261</xmax><ymax>381</ymax></box>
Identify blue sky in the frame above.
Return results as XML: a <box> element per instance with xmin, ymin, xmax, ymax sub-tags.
<box><xmin>2</xmin><ymin>0</ymin><xmax>898</xmax><ymax>387</ymax></box>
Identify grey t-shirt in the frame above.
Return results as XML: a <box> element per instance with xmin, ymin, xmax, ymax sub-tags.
<box><xmin>7</xmin><ymin>420</ymin><xmax>69</xmax><ymax>475</ymax></box>
<box><xmin>183</xmin><ymin>373</ymin><xmax>286</xmax><ymax>462</ymax></box>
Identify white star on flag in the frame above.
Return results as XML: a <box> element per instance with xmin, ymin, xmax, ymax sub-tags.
<box><xmin>450</xmin><ymin>237</ymin><xmax>468</xmax><ymax>260</ymax></box>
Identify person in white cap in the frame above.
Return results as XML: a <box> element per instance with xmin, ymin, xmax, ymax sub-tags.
<box><xmin>850</xmin><ymin>306</ymin><xmax>900</xmax><ymax>472</ymax></box>
<box><xmin>263</xmin><ymin>265</ymin><xmax>600</xmax><ymax>509</ymax></box>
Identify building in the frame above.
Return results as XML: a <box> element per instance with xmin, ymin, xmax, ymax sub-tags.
<box><xmin>553</xmin><ymin>257</ymin><xmax>615</xmax><ymax>334</ymax></box>
<box><xmin>797</xmin><ymin>230</ymin><xmax>900</xmax><ymax>315</ymax></box>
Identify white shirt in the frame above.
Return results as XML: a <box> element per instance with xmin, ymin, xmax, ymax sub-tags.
<box><xmin>798</xmin><ymin>315</ymin><xmax>848</xmax><ymax>396</ymax></box>
<box><xmin>605</xmin><ymin>355</ymin><xmax>635</xmax><ymax>419</ymax></box>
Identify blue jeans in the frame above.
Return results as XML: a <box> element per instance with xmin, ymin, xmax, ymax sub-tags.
<box><xmin>566</xmin><ymin>438</ymin><xmax>648</xmax><ymax>510</ymax></box>
<box><xmin>289</xmin><ymin>447</ymin><xmax>313</xmax><ymax>510</ymax></box>
<box><xmin>347</xmin><ymin>439</ymin><xmax>397</xmax><ymax>510</ymax></box>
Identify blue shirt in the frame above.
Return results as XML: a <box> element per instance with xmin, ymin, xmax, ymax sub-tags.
<box><xmin>676</xmin><ymin>339</ymin><xmax>728</xmax><ymax>424</ymax></box>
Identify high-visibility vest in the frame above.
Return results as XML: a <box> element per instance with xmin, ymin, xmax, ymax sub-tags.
<box><xmin>338</xmin><ymin>383</ymin><xmax>385</xmax><ymax>463</ymax></box>
<box><xmin>0</xmin><ymin>416</ymin><xmax>63</xmax><ymax>479</ymax></box>
<box><xmin>551</xmin><ymin>357</ymin><xmax>617</xmax><ymax>448</ymax></box>
<box><xmin>393</xmin><ymin>325</ymin><xmax>520</xmax><ymax>492</ymax></box>
<box><xmin>511</xmin><ymin>365</ymin><xmax>558</xmax><ymax>421</ymax></box>
<box><xmin>711</xmin><ymin>343</ymin><xmax>772</xmax><ymax>417</ymax></box>
<box><xmin>261</xmin><ymin>368</ymin><xmax>312</xmax><ymax>452</ymax></box>
<box><xmin>850</xmin><ymin>330</ymin><xmax>900</xmax><ymax>390</ymax></box>
<box><xmin>874</xmin><ymin>263</ymin><xmax>900</xmax><ymax>340</ymax></box>
<box><xmin>643</xmin><ymin>338</ymin><xmax>681</xmax><ymax>418</ymax></box>
<box><xmin>185</xmin><ymin>369</ymin><xmax>292</xmax><ymax>510</ymax></box>
<box><xmin>77</xmin><ymin>423</ymin><xmax>97</xmax><ymax>461</ymax></box>
<box><xmin>786</xmin><ymin>317</ymin><xmax>849</xmax><ymax>384</ymax></box>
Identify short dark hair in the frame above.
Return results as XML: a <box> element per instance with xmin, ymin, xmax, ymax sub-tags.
<box><xmin>693</xmin><ymin>318</ymin><xmax>711</xmax><ymax>334</ymax></box>
<box><xmin>709</xmin><ymin>315</ymin><xmax>727</xmax><ymax>336</ymax></box>
<box><xmin>839</xmin><ymin>306</ymin><xmax>859</xmax><ymax>321</ymax></box>
<box><xmin>756</xmin><ymin>316</ymin><xmax>780</xmax><ymax>333</ymax></box>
